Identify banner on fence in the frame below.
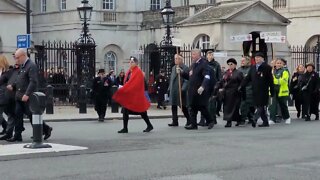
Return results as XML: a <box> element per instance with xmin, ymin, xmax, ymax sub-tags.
<box><xmin>230</xmin><ymin>34</ymin><xmax>252</xmax><ymax>42</ymax></box>
<box><xmin>264</xmin><ymin>36</ymin><xmax>286</xmax><ymax>43</ymax></box>
<box><xmin>260</xmin><ymin>31</ymin><xmax>282</xmax><ymax>39</ymax></box>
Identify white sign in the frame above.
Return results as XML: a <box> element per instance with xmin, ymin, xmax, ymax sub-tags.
<box><xmin>230</xmin><ymin>34</ymin><xmax>252</xmax><ymax>42</ymax></box>
<box><xmin>172</xmin><ymin>38</ymin><xmax>182</xmax><ymax>47</ymax></box>
<box><xmin>264</xmin><ymin>35</ymin><xmax>286</xmax><ymax>43</ymax></box>
<box><xmin>213</xmin><ymin>52</ymin><xmax>227</xmax><ymax>58</ymax></box>
<box><xmin>260</xmin><ymin>31</ymin><xmax>282</xmax><ymax>39</ymax></box>
<box><xmin>131</xmin><ymin>50</ymin><xmax>144</xmax><ymax>55</ymax></box>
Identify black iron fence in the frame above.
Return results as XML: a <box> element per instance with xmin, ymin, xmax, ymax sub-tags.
<box><xmin>291</xmin><ymin>45</ymin><xmax>320</xmax><ymax>74</ymax></box>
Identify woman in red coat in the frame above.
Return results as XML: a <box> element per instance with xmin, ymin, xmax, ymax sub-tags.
<box><xmin>113</xmin><ymin>57</ymin><xmax>153</xmax><ymax>133</ymax></box>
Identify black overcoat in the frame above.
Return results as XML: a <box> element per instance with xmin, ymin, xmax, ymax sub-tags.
<box><xmin>241</xmin><ymin>62</ymin><xmax>274</xmax><ymax>106</ymax></box>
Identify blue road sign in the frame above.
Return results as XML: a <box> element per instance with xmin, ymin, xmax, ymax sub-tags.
<box><xmin>17</xmin><ymin>34</ymin><xmax>31</xmax><ymax>48</ymax></box>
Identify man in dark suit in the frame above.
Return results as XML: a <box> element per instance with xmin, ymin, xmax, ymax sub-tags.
<box><xmin>241</xmin><ymin>52</ymin><xmax>274</xmax><ymax>127</ymax></box>
<box><xmin>181</xmin><ymin>49</ymin><xmax>214</xmax><ymax>130</ymax></box>
<box><xmin>7</xmin><ymin>48</ymin><xmax>52</xmax><ymax>142</ymax></box>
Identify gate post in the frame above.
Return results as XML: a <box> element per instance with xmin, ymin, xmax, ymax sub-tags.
<box><xmin>79</xmin><ymin>85</ymin><xmax>87</xmax><ymax>114</ymax></box>
<box><xmin>46</xmin><ymin>85</ymin><xmax>54</xmax><ymax>114</ymax></box>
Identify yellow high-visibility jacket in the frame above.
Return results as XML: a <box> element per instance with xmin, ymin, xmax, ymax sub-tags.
<box><xmin>273</xmin><ymin>68</ymin><xmax>289</xmax><ymax>97</ymax></box>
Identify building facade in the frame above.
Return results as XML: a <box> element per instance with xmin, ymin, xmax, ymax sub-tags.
<box><xmin>0</xmin><ymin>0</ymin><xmax>319</xmax><ymax>74</ymax></box>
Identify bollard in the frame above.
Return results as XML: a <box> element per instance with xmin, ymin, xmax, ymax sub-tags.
<box><xmin>79</xmin><ymin>85</ymin><xmax>87</xmax><ymax>114</ymax></box>
<box><xmin>111</xmin><ymin>85</ymin><xmax>119</xmax><ymax>113</ymax></box>
<box><xmin>46</xmin><ymin>85</ymin><xmax>54</xmax><ymax>114</ymax></box>
<box><xmin>24</xmin><ymin>92</ymin><xmax>52</xmax><ymax>149</ymax></box>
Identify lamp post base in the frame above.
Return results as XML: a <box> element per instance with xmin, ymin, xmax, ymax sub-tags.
<box><xmin>24</xmin><ymin>143</ymin><xmax>52</xmax><ymax>149</ymax></box>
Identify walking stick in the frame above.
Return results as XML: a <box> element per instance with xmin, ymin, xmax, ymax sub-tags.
<box><xmin>177</xmin><ymin>66</ymin><xmax>183</xmax><ymax>109</ymax></box>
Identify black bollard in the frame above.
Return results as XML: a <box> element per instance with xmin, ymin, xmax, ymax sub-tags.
<box><xmin>24</xmin><ymin>92</ymin><xmax>52</xmax><ymax>149</ymax></box>
<box><xmin>46</xmin><ymin>85</ymin><xmax>54</xmax><ymax>114</ymax></box>
<box><xmin>79</xmin><ymin>85</ymin><xmax>87</xmax><ymax>114</ymax></box>
<box><xmin>111</xmin><ymin>85</ymin><xmax>119</xmax><ymax>113</ymax></box>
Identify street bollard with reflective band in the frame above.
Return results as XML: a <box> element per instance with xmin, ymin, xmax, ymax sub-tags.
<box><xmin>24</xmin><ymin>92</ymin><xmax>52</xmax><ymax>149</ymax></box>
<box><xmin>46</xmin><ymin>85</ymin><xmax>54</xmax><ymax>114</ymax></box>
<box><xmin>79</xmin><ymin>85</ymin><xmax>87</xmax><ymax>114</ymax></box>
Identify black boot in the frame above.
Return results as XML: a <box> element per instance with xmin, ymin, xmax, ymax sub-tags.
<box><xmin>0</xmin><ymin>134</ymin><xmax>12</xmax><ymax>140</ymax></box>
<box><xmin>0</xmin><ymin>121</ymin><xmax>7</xmax><ymax>135</ymax></box>
<box><xmin>6</xmin><ymin>134</ymin><xmax>23</xmax><ymax>142</ymax></box>
<box><xmin>225</xmin><ymin>121</ymin><xmax>232</xmax><ymax>128</ymax></box>
<box><xmin>315</xmin><ymin>114</ymin><xmax>319</xmax><ymax>120</ymax></box>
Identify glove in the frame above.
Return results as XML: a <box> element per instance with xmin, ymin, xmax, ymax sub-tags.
<box><xmin>197</xmin><ymin>86</ymin><xmax>204</xmax><ymax>95</ymax></box>
<box><xmin>176</xmin><ymin>67</ymin><xmax>183</xmax><ymax>74</ymax></box>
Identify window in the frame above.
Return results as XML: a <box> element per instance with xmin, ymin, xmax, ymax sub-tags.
<box><xmin>207</xmin><ymin>0</ymin><xmax>216</xmax><ymax>4</ymax></box>
<box><xmin>273</xmin><ymin>0</ymin><xmax>287</xmax><ymax>9</ymax></box>
<box><xmin>150</xmin><ymin>0</ymin><xmax>161</xmax><ymax>10</ymax></box>
<box><xmin>183</xmin><ymin>0</ymin><xmax>189</xmax><ymax>6</ymax></box>
<box><xmin>194</xmin><ymin>35</ymin><xmax>210</xmax><ymax>49</ymax></box>
<box><xmin>103</xmin><ymin>0</ymin><xmax>114</xmax><ymax>10</ymax></box>
<box><xmin>60</xmin><ymin>0</ymin><xmax>67</xmax><ymax>11</ymax></box>
<box><xmin>104</xmin><ymin>51</ymin><xmax>117</xmax><ymax>72</ymax></box>
<box><xmin>41</xmin><ymin>0</ymin><xmax>47</xmax><ymax>13</ymax></box>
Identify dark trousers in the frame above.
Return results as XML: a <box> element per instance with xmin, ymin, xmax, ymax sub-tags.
<box><xmin>15</xmin><ymin>100</ymin><xmax>50</xmax><ymax>135</ymax></box>
<box><xmin>94</xmin><ymin>99</ymin><xmax>107</xmax><ymax>119</ymax></box>
<box><xmin>302</xmin><ymin>92</ymin><xmax>311</xmax><ymax>117</ymax></box>
<box><xmin>122</xmin><ymin>108</ymin><xmax>153</xmax><ymax>130</ymax></box>
<box><xmin>171</xmin><ymin>105</ymin><xmax>190</xmax><ymax>125</ymax></box>
<box><xmin>253</xmin><ymin>106</ymin><xmax>268</xmax><ymax>125</ymax></box>
<box><xmin>189</xmin><ymin>105</ymin><xmax>212</xmax><ymax>126</ymax></box>
<box><xmin>4</xmin><ymin>99</ymin><xmax>15</xmax><ymax>136</ymax></box>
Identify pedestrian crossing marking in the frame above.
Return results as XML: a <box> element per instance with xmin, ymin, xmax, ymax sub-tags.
<box><xmin>0</xmin><ymin>143</ymin><xmax>88</xmax><ymax>156</ymax></box>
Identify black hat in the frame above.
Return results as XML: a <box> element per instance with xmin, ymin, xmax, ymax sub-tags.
<box><xmin>306</xmin><ymin>62</ymin><xmax>315</xmax><ymax>69</ymax></box>
<box><xmin>278</xmin><ymin>58</ymin><xmax>287</xmax><ymax>64</ymax></box>
<box><xmin>255</xmin><ymin>52</ymin><xmax>264</xmax><ymax>58</ymax></box>
<box><xmin>227</xmin><ymin>58</ymin><xmax>237</xmax><ymax>65</ymax></box>
<box><xmin>98</xmin><ymin>69</ymin><xmax>105</xmax><ymax>74</ymax></box>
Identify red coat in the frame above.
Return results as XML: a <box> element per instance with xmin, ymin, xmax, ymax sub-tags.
<box><xmin>112</xmin><ymin>66</ymin><xmax>150</xmax><ymax>112</ymax></box>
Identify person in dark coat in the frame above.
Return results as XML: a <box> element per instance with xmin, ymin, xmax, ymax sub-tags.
<box><xmin>0</xmin><ymin>55</ymin><xmax>10</xmax><ymax>135</ymax></box>
<box><xmin>167</xmin><ymin>54</ymin><xmax>190</xmax><ymax>127</ymax></box>
<box><xmin>290</xmin><ymin>64</ymin><xmax>305</xmax><ymax>118</ymax></box>
<box><xmin>155</xmin><ymin>69</ymin><xmax>168</xmax><ymax>109</ymax></box>
<box><xmin>181</xmin><ymin>49</ymin><xmax>214</xmax><ymax>130</ymax></box>
<box><xmin>238</xmin><ymin>56</ymin><xmax>255</xmax><ymax>125</ymax></box>
<box><xmin>116</xmin><ymin>71</ymin><xmax>125</xmax><ymax>86</ymax></box>
<box><xmin>92</xmin><ymin>69</ymin><xmax>110</xmax><ymax>122</ymax></box>
<box><xmin>216</xmin><ymin>58</ymin><xmax>244</xmax><ymax>127</ymax></box>
<box><xmin>241</xmin><ymin>52</ymin><xmax>274</xmax><ymax>127</ymax></box>
<box><xmin>0</xmin><ymin>64</ymin><xmax>20</xmax><ymax>140</ymax></box>
<box><xmin>7</xmin><ymin>48</ymin><xmax>52</xmax><ymax>142</ymax></box>
<box><xmin>301</xmin><ymin>62</ymin><xmax>320</xmax><ymax>121</ymax></box>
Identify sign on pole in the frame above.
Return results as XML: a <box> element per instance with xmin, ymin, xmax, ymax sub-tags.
<box><xmin>17</xmin><ymin>34</ymin><xmax>31</xmax><ymax>48</ymax></box>
<box><xmin>172</xmin><ymin>38</ymin><xmax>182</xmax><ymax>47</ymax></box>
<box><xmin>213</xmin><ymin>52</ymin><xmax>228</xmax><ymax>58</ymax></box>
<box><xmin>230</xmin><ymin>34</ymin><xmax>252</xmax><ymax>42</ymax></box>
<box><xmin>264</xmin><ymin>36</ymin><xmax>286</xmax><ymax>43</ymax></box>
<box><xmin>260</xmin><ymin>31</ymin><xmax>281</xmax><ymax>39</ymax></box>
<box><xmin>131</xmin><ymin>50</ymin><xmax>144</xmax><ymax>55</ymax></box>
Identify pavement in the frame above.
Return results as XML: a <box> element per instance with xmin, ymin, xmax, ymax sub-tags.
<box><xmin>42</xmin><ymin>104</ymin><xmax>298</xmax><ymax>122</ymax></box>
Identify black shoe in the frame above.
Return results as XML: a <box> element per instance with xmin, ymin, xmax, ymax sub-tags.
<box><xmin>315</xmin><ymin>115</ymin><xmax>319</xmax><ymax>120</ymax></box>
<box><xmin>44</xmin><ymin>127</ymin><xmax>53</xmax><ymax>140</ymax></box>
<box><xmin>118</xmin><ymin>128</ymin><xmax>128</xmax><ymax>133</ymax></box>
<box><xmin>305</xmin><ymin>116</ymin><xmax>311</xmax><ymax>121</ymax></box>
<box><xmin>185</xmin><ymin>123</ymin><xmax>191</xmax><ymax>127</ymax></box>
<box><xmin>168</xmin><ymin>122</ymin><xmax>179</xmax><ymax>127</ymax></box>
<box><xmin>6</xmin><ymin>135</ymin><xmax>22</xmax><ymax>142</ymax></box>
<box><xmin>98</xmin><ymin>118</ymin><xmax>104</xmax><ymax>122</ymax></box>
<box><xmin>252</xmin><ymin>120</ymin><xmax>257</xmax><ymax>128</ymax></box>
<box><xmin>225</xmin><ymin>122</ymin><xmax>232</xmax><ymax>128</ymax></box>
<box><xmin>197</xmin><ymin>121</ymin><xmax>206</xmax><ymax>127</ymax></box>
<box><xmin>235</xmin><ymin>121</ymin><xmax>245</xmax><ymax>127</ymax></box>
<box><xmin>163</xmin><ymin>106</ymin><xmax>167</xmax><ymax>110</ymax></box>
<box><xmin>184</xmin><ymin>124</ymin><xmax>198</xmax><ymax>130</ymax></box>
<box><xmin>208</xmin><ymin>122</ymin><xmax>214</xmax><ymax>129</ymax></box>
<box><xmin>258</xmin><ymin>123</ymin><xmax>269</xmax><ymax>127</ymax></box>
<box><xmin>0</xmin><ymin>134</ymin><xmax>12</xmax><ymax>140</ymax></box>
<box><xmin>297</xmin><ymin>111</ymin><xmax>301</xmax><ymax>118</ymax></box>
<box><xmin>143</xmin><ymin>126</ymin><xmax>153</xmax><ymax>132</ymax></box>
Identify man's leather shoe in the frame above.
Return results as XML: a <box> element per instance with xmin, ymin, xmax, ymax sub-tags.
<box><xmin>208</xmin><ymin>123</ymin><xmax>214</xmax><ymax>129</ymax></box>
<box><xmin>44</xmin><ymin>127</ymin><xmax>53</xmax><ymax>140</ymax></box>
<box><xmin>252</xmin><ymin>120</ymin><xmax>256</xmax><ymax>128</ymax></box>
<box><xmin>184</xmin><ymin>124</ymin><xmax>197</xmax><ymax>130</ymax></box>
<box><xmin>168</xmin><ymin>122</ymin><xmax>178</xmax><ymax>127</ymax></box>
<box><xmin>0</xmin><ymin>134</ymin><xmax>12</xmax><ymax>140</ymax></box>
<box><xmin>6</xmin><ymin>135</ymin><xmax>22</xmax><ymax>142</ymax></box>
<box><xmin>305</xmin><ymin>116</ymin><xmax>311</xmax><ymax>121</ymax></box>
<box><xmin>258</xmin><ymin>124</ymin><xmax>269</xmax><ymax>127</ymax></box>
<box><xmin>235</xmin><ymin>121</ymin><xmax>245</xmax><ymax>127</ymax></box>
<box><xmin>197</xmin><ymin>121</ymin><xmax>206</xmax><ymax>127</ymax></box>
<box><xmin>315</xmin><ymin>115</ymin><xmax>319</xmax><ymax>120</ymax></box>
<box><xmin>143</xmin><ymin>126</ymin><xmax>153</xmax><ymax>132</ymax></box>
<box><xmin>118</xmin><ymin>128</ymin><xmax>128</xmax><ymax>133</ymax></box>
<box><xmin>225</xmin><ymin>122</ymin><xmax>232</xmax><ymax>128</ymax></box>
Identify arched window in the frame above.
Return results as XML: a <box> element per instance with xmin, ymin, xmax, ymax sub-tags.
<box><xmin>104</xmin><ymin>51</ymin><xmax>117</xmax><ymax>73</ymax></box>
<box><xmin>194</xmin><ymin>35</ymin><xmax>210</xmax><ymax>49</ymax></box>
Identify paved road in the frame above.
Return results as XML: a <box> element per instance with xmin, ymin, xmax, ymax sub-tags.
<box><xmin>0</xmin><ymin>115</ymin><xmax>319</xmax><ymax>180</ymax></box>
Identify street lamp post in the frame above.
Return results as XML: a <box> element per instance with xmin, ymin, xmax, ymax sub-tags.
<box><xmin>76</xmin><ymin>0</ymin><xmax>96</xmax><ymax>110</ymax></box>
<box><xmin>160</xmin><ymin>0</ymin><xmax>175</xmax><ymax>76</ymax></box>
